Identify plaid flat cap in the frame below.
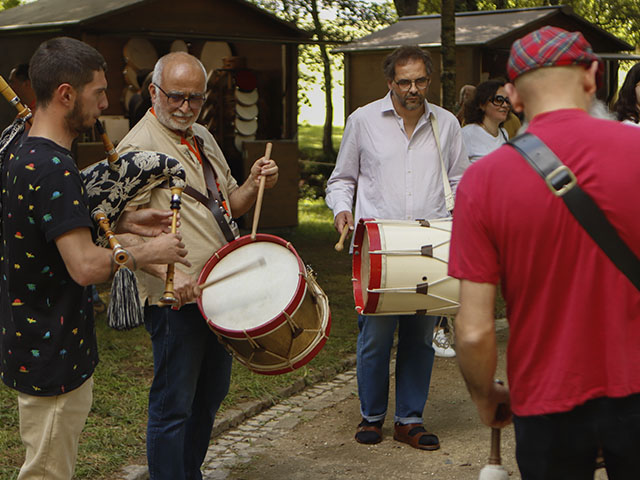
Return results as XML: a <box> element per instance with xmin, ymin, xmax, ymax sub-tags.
<box><xmin>507</xmin><ymin>26</ymin><xmax>603</xmax><ymax>86</ymax></box>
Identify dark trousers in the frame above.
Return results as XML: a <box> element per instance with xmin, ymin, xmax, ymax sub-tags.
<box><xmin>144</xmin><ymin>304</ymin><xmax>232</xmax><ymax>480</ymax></box>
<box><xmin>513</xmin><ymin>393</ymin><xmax>640</xmax><ymax>480</ymax></box>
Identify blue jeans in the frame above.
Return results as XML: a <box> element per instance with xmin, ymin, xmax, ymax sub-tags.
<box><xmin>513</xmin><ymin>393</ymin><xmax>640</xmax><ymax>480</ymax></box>
<box><xmin>356</xmin><ymin>314</ymin><xmax>437</xmax><ymax>424</ymax></box>
<box><xmin>144</xmin><ymin>304</ymin><xmax>232</xmax><ymax>480</ymax></box>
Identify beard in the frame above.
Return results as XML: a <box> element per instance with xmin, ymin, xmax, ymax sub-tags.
<box><xmin>154</xmin><ymin>104</ymin><xmax>197</xmax><ymax>133</ymax></box>
<box><xmin>393</xmin><ymin>89</ymin><xmax>426</xmax><ymax>111</ymax></box>
<box><xmin>64</xmin><ymin>97</ymin><xmax>95</xmax><ymax>136</ymax></box>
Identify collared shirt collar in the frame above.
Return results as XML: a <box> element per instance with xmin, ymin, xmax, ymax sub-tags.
<box><xmin>380</xmin><ymin>90</ymin><xmax>433</xmax><ymax>120</ymax></box>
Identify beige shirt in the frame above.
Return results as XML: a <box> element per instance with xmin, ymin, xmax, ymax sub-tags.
<box><xmin>117</xmin><ymin>110</ymin><xmax>239</xmax><ymax>305</ymax></box>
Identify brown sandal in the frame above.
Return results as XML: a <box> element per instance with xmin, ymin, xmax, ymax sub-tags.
<box><xmin>393</xmin><ymin>422</ymin><xmax>440</xmax><ymax>450</ymax></box>
<box><xmin>355</xmin><ymin>420</ymin><xmax>382</xmax><ymax>444</ymax></box>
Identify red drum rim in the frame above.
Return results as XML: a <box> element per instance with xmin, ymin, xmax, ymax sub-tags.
<box><xmin>197</xmin><ymin>233</ymin><xmax>307</xmax><ymax>339</ymax></box>
<box><xmin>352</xmin><ymin>218</ymin><xmax>382</xmax><ymax>314</ymax></box>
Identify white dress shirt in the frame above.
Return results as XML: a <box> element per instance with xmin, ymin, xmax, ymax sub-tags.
<box><xmin>326</xmin><ymin>92</ymin><xmax>469</xmax><ymax>224</ymax></box>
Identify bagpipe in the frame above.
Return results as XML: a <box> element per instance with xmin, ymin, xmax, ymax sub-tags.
<box><xmin>0</xmin><ymin>75</ymin><xmax>185</xmax><ymax>330</ymax></box>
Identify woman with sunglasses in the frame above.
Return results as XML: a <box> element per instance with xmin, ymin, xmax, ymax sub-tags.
<box><xmin>612</xmin><ymin>62</ymin><xmax>640</xmax><ymax>126</ymax></box>
<box><xmin>461</xmin><ymin>80</ymin><xmax>511</xmax><ymax>163</ymax></box>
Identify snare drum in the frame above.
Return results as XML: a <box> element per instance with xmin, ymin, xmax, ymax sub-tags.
<box><xmin>197</xmin><ymin>234</ymin><xmax>331</xmax><ymax>375</ymax></box>
<box><xmin>352</xmin><ymin>218</ymin><xmax>460</xmax><ymax>316</ymax></box>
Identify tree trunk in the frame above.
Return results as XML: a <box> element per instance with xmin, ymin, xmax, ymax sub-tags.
<box><xmin>319</xmin><ymin>43</ymin><xmax>335</xmax><ymax>158</ymax></box>
<box><xmin>393</xmin><ymin>0</ymin><xmax>419</xmax><ymax>17</ymax></box>
<box><xmin>441</xmin><ymin>0</ymin><xmax>456</xmax><ymax>112</ymax></box>
<box><xmin>309</xmin><ymin>0</ymin><xmax>336</xmax><ymax>158</ymax></box>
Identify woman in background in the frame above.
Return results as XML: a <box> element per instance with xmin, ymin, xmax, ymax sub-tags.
<box><xmin>613</xmin><ymin>63</ymin><xmax>640</xmax><ymax>126</ymax></box>
<box><xmin>462</xmin><ymin>79</ymin><xmax>510</xmax><ymax>163</ymax></box>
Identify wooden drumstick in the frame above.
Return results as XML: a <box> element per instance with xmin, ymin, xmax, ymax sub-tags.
<box><xmin>250</xmin><ymin>142</ymin><xmax>273</xmax><ymax>240</ymax></box>
<box><xmin>334</xmin><ymin>226</ymin><xmax>350</xmax><ymax>252</ymax></box>
<box><xmin>159</xmin><ymin>187</ymin><xmax>183</xmax><ymax>306</ymax></box>
<box><xmin>198</xmin><ymin>257</ymin><xmax>266</xmax><ymax>292</ymax></box>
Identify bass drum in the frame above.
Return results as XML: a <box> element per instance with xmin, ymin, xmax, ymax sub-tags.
<box><xmin>198</xmin><ymin>234</ymin><xmax>331</xmax><ymax>375</ymax></box>
<box><xmin>353</xmin><ymin>218</ymin><xmax>460</xmax><ymax>316</ymax></box>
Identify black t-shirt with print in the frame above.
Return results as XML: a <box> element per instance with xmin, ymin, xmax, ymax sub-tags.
<box><xmin>0</xmin><ymin>135</ymin><xmax>99</xmax><ymax>396</ymax></box>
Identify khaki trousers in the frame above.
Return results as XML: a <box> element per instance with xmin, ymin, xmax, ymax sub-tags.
<box><xmin>17</xmin><ymin>376</ymin><xmax>93</xmax><ymax>480</ymax></box>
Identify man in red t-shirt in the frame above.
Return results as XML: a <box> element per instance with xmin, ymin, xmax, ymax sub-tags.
<box><xmin>449</xmin><ymin>26</ymin><xmax>640</xmax><ymax>479</ymax></box>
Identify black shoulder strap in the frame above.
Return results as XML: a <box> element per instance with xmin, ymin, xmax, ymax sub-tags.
<box><xmin>509</xmin><ymin>132</ymin><xmax>640</xmax><ymax>292</ymax></box>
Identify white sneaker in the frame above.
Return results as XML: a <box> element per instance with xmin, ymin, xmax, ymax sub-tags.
<box><xmin>433</xmin><ymin>328</ymin><xmax>456</xmax><ymax>358</ymax></box>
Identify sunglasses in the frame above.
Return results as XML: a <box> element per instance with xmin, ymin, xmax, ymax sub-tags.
<box><xmin>153</xmin><ymin>83</ymin><xmax>206</xmax><ymax>109</ymax></box>
<box><xmin>491</xmin><ymin>95</ymin><xmax>511</xmax><ymax>107</ymax></box>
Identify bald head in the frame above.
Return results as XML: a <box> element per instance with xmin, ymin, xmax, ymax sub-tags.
<box><xmin>152</xmin><ymin>52</ymin><xmax>206</xmax><ymax>88</ymax></box>
<box><xmin>150</xmin><ymin>52</ymin><xmax>207</xmax><ymax>132</ymax></box>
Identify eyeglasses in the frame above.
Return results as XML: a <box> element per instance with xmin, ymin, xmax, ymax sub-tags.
<box><xmin>491</xmin><ymin>95</ymin><xmax>511</xmax><ymax>107</ymax></box>
<box><xmin>394</xmin><ymin>77</ymin><xmax>430</xmax><ymax>91</ymax></box>
<box><xmin>153</xmin><ymin>83</ymin><xmax>206</xmax><ymax>109</ymax></box>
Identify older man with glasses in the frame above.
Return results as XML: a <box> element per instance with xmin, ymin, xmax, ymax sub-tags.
<box><xmin>117</xmin><ymin>52</ymin><xmax>278</xmax><ymax>480</ymax></box>
<box><xmin>326</xmin><ymin>45</ymin><xmax>469</xmax><ymax>450</ymax></box>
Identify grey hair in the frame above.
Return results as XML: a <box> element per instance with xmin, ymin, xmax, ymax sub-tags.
<box><xmin>152</xmin><ymin>52</ymin><xmax>207</xmax><ymax>87</ymax></box>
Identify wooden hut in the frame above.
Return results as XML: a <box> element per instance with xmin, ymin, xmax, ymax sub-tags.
<box><xmin>0</xmin><ymin>0</ymin><xmax>310</xmax><ymax>227</ymax></box>
<box><xmin>334</xmin><ymin>6</ymin><xmax>636</xmax><ymax>118</ymax></box>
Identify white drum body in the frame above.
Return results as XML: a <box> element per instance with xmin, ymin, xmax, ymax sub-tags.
<box><xmin>197</xmin><ymin>234</ymin><xmax>331</xmax><ymax>375</ymax></box>
<box><xmin>352</xmin><ymin>219</ymin><xmax>460</xmax><ymax>316</ymax></box>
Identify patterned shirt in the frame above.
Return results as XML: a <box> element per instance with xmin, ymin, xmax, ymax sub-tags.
<box><xmin>1</xmin><ymin>135</ymin><xmax>98</xmax><ymax>396</ymax></box>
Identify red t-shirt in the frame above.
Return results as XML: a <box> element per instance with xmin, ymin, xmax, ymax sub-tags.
<box><xmin>449</xmin><ymin>109</ymin><xmax>640</xmax><ymax>416</ymax></box>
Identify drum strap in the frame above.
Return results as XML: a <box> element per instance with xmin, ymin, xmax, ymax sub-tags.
<box><xmin>509</xmin><ymin>132</ymin><xmax>640</xmax><ymax>292</ymax></box>
<box><xmin>183</xmin><ymin>136</ymin><xmax>238</xmax><ymax>243</ymax></box>
<box><xmin>429</xmin><ymin>111</ymin><xmax>454</xmax><ymax>213</ymax></box>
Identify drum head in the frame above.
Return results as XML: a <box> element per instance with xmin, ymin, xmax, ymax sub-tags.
<box><xmin>236</xmin><ymin>103</ymin><xmax>258</xmax><ymax>121</ymax></box>
<box><xmin>235</xmin><ymin>118</ymin><xmax>258</xmax><ymax>136</ymax></box>
<box><xmin>235</xmin><ymin>88</ymin><xmax>258</xmax><ymax>106</ymax></box>
<box><xmin>198</xmin><ymin>234</ymin><xmax>306</xmax><ymax>335</ymax></box>
<box><xmin>123</xmin><ymin>38</ymin><xmax>158</xmax><ymax>71</ymax></box>
<box><xmin>170</xmin><ymin>39</ymin><xmax>188</xmax><ymax>53</ymax></box>
<box><xmin>200</xmin><ymin>41</ymin><xmax>232</xmax><ymax>73</ymax></box>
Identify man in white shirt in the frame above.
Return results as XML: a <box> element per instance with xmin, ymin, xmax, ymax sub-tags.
<box><xmin>325</xmin><ymin>46</ymin><xmax>469</xmax><ymax>449</ymax></box>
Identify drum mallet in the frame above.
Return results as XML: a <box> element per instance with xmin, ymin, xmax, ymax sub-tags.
<box><xmin>479</xmin><ymin>390</ymin><xmax>509</xmax><ymax>480</ymax></box>
<box><xmin>478</xmin><ymin>428</ymin><xmax>509</xmax><ymax>480</ymax></box>
<box><xmin>251</xmin><ymin>142</ymin><xmax>273</xmax><ymax>240</ymax></box>
<box><xmin>334</xmin><ymin>226</ymin><xmax>350</xmax><ymax>252</ymax></box>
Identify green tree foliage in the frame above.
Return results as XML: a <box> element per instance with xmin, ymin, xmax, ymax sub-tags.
<box><xmin>1</xmin><ymin>0</ymin><xmax>22</xmax><ymax>10</ymax></box>
<box><xmin>462</xmin><ymin>0</ymin><xmax>640</xmax><ymax>48</ymax></box>
<box><xmin>250</xmin><ymin>0</ymin><xmax>395</xmax><ymax>158</ymax></box>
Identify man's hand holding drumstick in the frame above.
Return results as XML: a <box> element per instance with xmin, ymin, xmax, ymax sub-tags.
<box><xmin>334</xmin><ymin>210</ymin><xmax>354</xmax><ymax>252</ymax></box>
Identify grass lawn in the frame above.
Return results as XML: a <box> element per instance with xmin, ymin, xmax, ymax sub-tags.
<box><xmin>0</xmin><ymin>198</ymin><xmax>356</xmax><ymax>480</ymax></box>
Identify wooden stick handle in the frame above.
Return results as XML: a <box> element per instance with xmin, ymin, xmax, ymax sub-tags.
<box><xmin>488</xmin><ymin>428</ymin><xmax>502</xmax><ymax>465</ymax></box>
<box><xmin>250</xmin><ymin>142</ymin><xmax>272</xmax><ymax>240</ymax></box>
<box><xmin>0</xmin><ymin>74</ymin><xmax>32</xmax><ymax>124</ymax></box>
<box><xmin>159</xmin><ymin>187</ymin><xmax>183</xmax><ymax>306</ymax></box>
<box><xmin>334</xmin><ymin>226</ymin><xmax>349</xmax><ymax>252</ymax></box>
